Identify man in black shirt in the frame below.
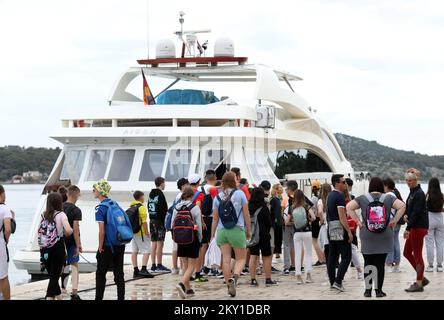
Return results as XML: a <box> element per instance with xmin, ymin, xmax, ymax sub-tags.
<box><xmin>327</xmin><ymin>174</ymin><xmax>352</xmax><ymax>292</ymax></box>
<box><xmin>63</xmin><ymin>185</ymin><xmax>83</xmax><ymax>300</ymax></box>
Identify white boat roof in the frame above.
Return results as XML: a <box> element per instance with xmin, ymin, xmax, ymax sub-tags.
<box><xmin>134</xmin><ymin>64</ymin><xmax>303</xmax><ymax>82</ymax></box>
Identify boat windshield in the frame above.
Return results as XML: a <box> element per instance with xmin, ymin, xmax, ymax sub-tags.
<box><xmin>86</xmin><ymin>150</ymin><xmax>110</xmax><ymax>181</ymax></box>
<box><xmin>139</xmin><ymin>149</ymin><xmax>167</xmax><ymax>181</ymax></box>
<box><xmin>60</xmin><ymin>150</ymin><xmax>86</xmax><ymax>184</ymax></box>
<box><xmin>108</xmin><ymin>150</ymin><xmax>135</xmax><ymax>181</ymax></box>
<box><xmin>165</xmin><ymin>149</ymin><xmax>192</xmax><ymax>181</ymax></box>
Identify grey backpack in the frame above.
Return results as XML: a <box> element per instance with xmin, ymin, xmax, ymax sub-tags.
<box><xmin>247</xmin><ymin>207</ymin><xmax>262</xmax><ymax>248</ymax></box>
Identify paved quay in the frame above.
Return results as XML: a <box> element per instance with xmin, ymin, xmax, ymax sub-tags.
<box><xmin>11</xmin><ymin>252</ymin><xmax>444</xmax><ymax>300</ymax></box>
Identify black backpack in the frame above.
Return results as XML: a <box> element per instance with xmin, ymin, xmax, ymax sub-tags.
<box><xmin>201</xmin><ymin>187</ymin><xmax>214</xmax><ymax>217</ymax></box>
<box><xmin>126</xmin><ymin>203</ymin><xmax>143</xmax><ymax>235</ymax></box>
<box><xmin>217</xmin><ymin>189</ymin><xmax>241</xmax><ymax>229</ymax></box>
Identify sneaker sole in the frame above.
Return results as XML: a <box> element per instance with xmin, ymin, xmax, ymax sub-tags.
<box><xmin>228</xmin><ymin>280</ymin><xmax>236</xmax><ymax>297</ymax></box>
<box><xmin>176</xmin><ymin>285</ymin><xmax>187</xmax><ymax>299</ymax></box>
<box><xmin>332</xmin><ymin>285</ymin><xmax>345</xmax><ymax>292</ymax></box>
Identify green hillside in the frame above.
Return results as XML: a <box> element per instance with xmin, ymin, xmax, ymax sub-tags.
<box><xmin>0</xmin><ymin>146</ymin><xmax>61</xmax><ymax>182</ymax></box>
<box><xmin>335</xmin><ymin>133</ymin><xmax>444</xmax><ymax>181</ymax></box>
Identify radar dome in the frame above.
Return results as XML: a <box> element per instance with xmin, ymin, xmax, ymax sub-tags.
<box><xmin>214</xmin><ymin>37</ymin><xmax>234</xmax><ymax>57</ymax></box>
<box><xmin>156</xmin><ymin>39</ymin><xmax>176</xmax><ymax>58</ymax></box>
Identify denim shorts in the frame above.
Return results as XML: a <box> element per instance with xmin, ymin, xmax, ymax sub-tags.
<box><xmin>66</xmin><ymin>245</ymin><xmax>80</xmax><ymax>265</ymax></box>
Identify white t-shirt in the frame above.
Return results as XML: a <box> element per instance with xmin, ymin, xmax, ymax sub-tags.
<box><xmin>0</xmin><ymin>204</ymin><xmax>12</xmax><ymax>244</ymax></box>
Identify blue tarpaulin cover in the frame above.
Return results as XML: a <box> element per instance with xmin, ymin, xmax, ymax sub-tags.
<box><xmin>156</xmin><ymin>89</ymin><xmax>219</xmax><ymax>105</ymax></box>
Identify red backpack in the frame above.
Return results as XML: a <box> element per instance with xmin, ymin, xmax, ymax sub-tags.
<box><xmin>172</xmin><ymin>204</ymin><xmax>196</xmax><ymax>245</ymax></box>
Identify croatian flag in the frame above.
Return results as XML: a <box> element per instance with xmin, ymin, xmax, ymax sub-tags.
<box><xmin>142</xmin><ymin>69</ymin><xmax>155</xmax><ymax>105</ymax></box>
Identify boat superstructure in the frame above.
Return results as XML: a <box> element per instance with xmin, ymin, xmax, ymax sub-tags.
<box><xmin>14</xmin><ymin>16</ymin><xmax>355</xmax><ymax>276</ymax></box>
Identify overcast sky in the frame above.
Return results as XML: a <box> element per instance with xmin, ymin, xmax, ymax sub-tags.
<box><xmin>1</xmin><ymin>0</ymin><xmax>443</xmax><ymax>155</ymax></box>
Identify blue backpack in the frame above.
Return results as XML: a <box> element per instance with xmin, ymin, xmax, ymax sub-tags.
<box><xmin>98</xmin><ymin>200</ymin><xmax>133</xmax><ymax>247</ymax></box>
<box><xmin>217</xmin><ymin>189</ymin><xmax>241</xmax><ymax>229</ymax></box>
<box><xmin>165</xmin><ymin>198</ymin><xmax>180</xmax><ymax>232</ymax></box>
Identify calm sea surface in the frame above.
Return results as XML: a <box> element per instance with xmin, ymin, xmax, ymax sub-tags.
<box><xmin>2</xmin><ymin>183</ymin><xmax>443</xmax><ymax>287</ymax></box>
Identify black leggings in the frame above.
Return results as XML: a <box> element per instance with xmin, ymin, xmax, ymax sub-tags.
<box><xmin>43</xmin><ymin>241</ymin><xmax>66</xmax><ymax>298</ymax></box>
<box><xmin>363</xmin><ymin>253</ymin><xmax>387</xmax><ymax>292</ymax></box>
<box><xmin>274</xmin><ymin>226</ymin><xmax>283</xmax><ymax>254</ymax></box>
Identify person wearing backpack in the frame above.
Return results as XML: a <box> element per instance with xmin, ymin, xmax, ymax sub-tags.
<box><xmin>166</xmin><ymin>178</ymin><xmax>190</xmax><ymax>275</ymax></box>
<box><xmin>38</xmin><ymin>192</ymin><xmax>73</xmax><ymax>300</ymax></box>
<box><xmin>148</xmin><ymin>177</ymin><xmax>170</xmax><ymax>273</ymax></box>
<box><xmin>173</xmin><ymin>187</ymin><xmax>203</xmax><ymax>298</ymax></box>
<box><xmin>292</xmin><ymin>190</ymin><xmax>316</xmax><ymax>284</ymax></box>
<box><xmin>346</xmin><ymin>177</ymin><xmax>406</xmax><ymax>298</ymax></box>
<box><xmin>211</xmin><ymin>172</ymin><xmax>251</xmax><ymax>298</ymax></box>
<box><xmin>94</xmin><ymin>179</ymin><xmax>132</xmax><ymax>300</ymax></box>
<box><xmin>62</xmin><ymin>185</ymin><xmax>83</xmax><ymax>300</ymax></box>
<box><xmin>247</xmin><ymin>187</ymin><xmax>277</xmax><ymax>287</ymax></box>
<box><xmin>128</xmin><ymin>191</ymin><xmax>154</xmax><ymax>279</ymax></box>
<box><xmin>0</xmin><ymin>185</ymin><xmax>15</xmax><ymax>300</ymax></box>
<box><xmin>187</xmin><ymin>173</ymin><xmax>208</xmax><ymax>283</ymax></box>
<box><xmin>194</xmin><ymin>170</ymin><xmax>218</xmax><ymax>280</ymax></box>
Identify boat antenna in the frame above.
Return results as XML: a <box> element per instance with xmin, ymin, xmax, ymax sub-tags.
<box><xmin>179</xmin><ymin>11</ymin><xmax>186</xmax><ymax>58</ymax></box>
<box><xmin>146</xmin><ymin>0</ymin><xmax>151</xmax><ymax>59</ymax></box>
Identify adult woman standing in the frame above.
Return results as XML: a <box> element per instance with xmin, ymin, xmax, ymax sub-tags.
<box><xmin>425</xmin><ymin>178</ymin><xmax>444</xmax><ymax>273</ymax></box>
<box><xmin>248</xmin><ymin>188</ymin><xmax>277</xmax><ymax>286</ymax></box>
<box><xmin>317</xmin><ymin>183</ymin><xmax>332</xmax><ymax>262</ymax></box>
<box><xmin>270</xmin><ymin>184</ymin><xmax>284</xmax><ymax>260</ymax></box>
<box><xmin>39</xmin><ymin>193</ymin><xmax>73</xmax><ymax>300</ymax></box>
<box><xmin>383</xmin><ymin>177</ymin><xmax>404</xmax><ymax>273</ymax></box>
<box><xmin>346</xmin><ymin>177</ymin><xmax>406</xmax><ymax>298</ymax></box>
<box><xmin>174</xmin><ymin>187</ymin><xmax>203</xmax><ymax>299</ymax></box>
<box><xmin>403</xmin><ymin>169</ymin><xmax>430</xmax><ymax>292</ymax></box>
<box><xmin>310</xmin><ymin>181</ymin><xmax>325</xmax><ymax>266</ymax></box>
<box><xmin>291</xmin><ymin>190</ymin><xmax>316</xmax><ymax>284</ymax></box>
<box><xmin>211</xmin><ymin>172</ymin><xmax>251</xmax><ymax>298</ymax></box>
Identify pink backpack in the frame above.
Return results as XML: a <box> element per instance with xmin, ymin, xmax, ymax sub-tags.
<box><xmin>364</xmin><ymin>194</ymin><xmax>388</xmax><ymax>233</ymax></box>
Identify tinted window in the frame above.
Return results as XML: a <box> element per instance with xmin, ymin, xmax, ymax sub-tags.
<box><xmin>205</xmin><ymin>150</ymin><xmax>227</xmax><ymax>171</ymax></box>
<box><xmin>86</xmin><ymin>150</ymin><xmax>110</xmax><ymax>181</ymax></box>
<box><xmin>108</xmin><ymin>150</ymin><xmax>135</xmax><ymax>181</ymax></box>
<box><xmin>60</xmin><ymin>150</ymin><xmax>86</xmax><ymax>184</ymax></box>
<box><xmin>139</xmin><ymin>149</ymin><xmax>166</xmax><ymax>181</ymax></box>
<box><xmin>165</xmin><ymin>149</ymin><xmax>192</xmax><ymax>181</ymax></box>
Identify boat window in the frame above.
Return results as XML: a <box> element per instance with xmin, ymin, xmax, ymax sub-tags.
<box><xmin>204</xmin><ymin>150</ymin><xmax>227</xmax><ymax>171</ymax></box>
<box><xmin>60</xmin><ymin>150</ymin><xmax>86</xmax><ymax>184</ymax></box>
<box><xmin>270</xmin><ymin>149</ymin><xmax>332</xmax><ymax>179</ymax></box>
<box><xmin>165</xmin><ymin>149</ymin><xmax>192</xmax><ymax>181</ymax></box>
<box><xmin>86</xmin><ymin>150</ymin><xmax>110</xmax><ymax>181</ymax></box>
<box><xmin>245</xmin><ymin>149</ymin><xmax>275</xmax><ymax>184</ymax></box>
<box><xmin>107</xmin><ymin>150</ymin><xmax>135</xmax><ymax>181</ymax></box>
<box><xmin>139</xmin><ymin>149</ymin><xmax>167</xmax><ymax>181</ymax></box>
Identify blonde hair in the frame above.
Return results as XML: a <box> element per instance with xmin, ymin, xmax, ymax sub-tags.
<box><xmin>405</xmin><ymin>168</ymin><xmax>420</xmax><ymax>181</ymax></box>
<box><xmin>271</xmin><ymin>183</ymin><xmax>282</xmax><ymax>197</ymax></box>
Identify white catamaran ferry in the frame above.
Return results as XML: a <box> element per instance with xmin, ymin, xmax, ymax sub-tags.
<box><xmin>14</xmin><ymin>15</ymin><xmax>365</xmax><ymax>277</ymax></box>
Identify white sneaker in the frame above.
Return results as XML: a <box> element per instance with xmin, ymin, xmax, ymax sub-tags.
<box><xmin>425</xmin><ymin>265</ymin><xmax>434</xmax><ymax>273</ymax></box>
<box><xmin>171</xmin><ymin>268</ymin><xmax>180</xmax><ymax>275</ymax></box>
<box><xmin>296</xmin><ymin>275</ymin><xmax>303</xmax><ymax>284</ymax></box>
<box><xmin>437</xmin><ymin>266</ymin><xmax>443</xmax><ymax>272</ymax></box>
<box><xmin>392</xmin><ymin>265</ymin><xmax>401</xmax><ymax>273</ymax></box>
<box><xmin>306</xmin><ymin>273</ymin><xmax>313</xmax><ymax>283</ymax></box>
<box><xmin>357</xmin><ymin>272</ymin><xmax>364</xmax><ymax>280</ymax></box>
